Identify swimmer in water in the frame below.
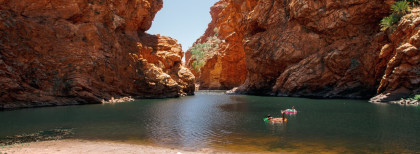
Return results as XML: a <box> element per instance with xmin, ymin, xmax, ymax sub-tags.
<box><xmin>267</xmin><ymin>111</ymin><xmax>286</xmax><ymax>122</ymax></box>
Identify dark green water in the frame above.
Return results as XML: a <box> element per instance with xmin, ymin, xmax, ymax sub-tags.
<box><xmin>1</xmin><ymin>91</ymin><xmax>419</xmax><ymax>153</ymax></box>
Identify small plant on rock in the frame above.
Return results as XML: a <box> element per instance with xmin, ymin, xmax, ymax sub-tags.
<box><xmin>380</xmin><ymin>14</ymin><xmax>400</xmax><ymax>31</ymax></box>
<box><xmin>414</xmin><ymin>94</ymin><xmax>420</xmax><ymax>100</ymax></box>
<box><xmin>380</xmin><ymin>1</ymin><xmax>412</xmax><ymax>32</ymax></box>
<box><xmin>392</xmin><ymin>1</ymin><xmax>410</xmax><ymax>16</ymax></box>
<box><xmin>189</xmin><ymin>36</ymin><xmax>222</xmax><ymax>72</ymax></box>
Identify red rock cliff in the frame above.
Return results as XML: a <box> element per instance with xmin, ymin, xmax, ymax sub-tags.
<box><xmin>242</xmin><ymin>0</ymin><xmax>390</xmax><ymax>98</ymax></box>
<box><xmin>371</xmin><ymin>10</ymin><xmax>420</xmax><ymax>102</ymax></box>
<box><xmin>193</xmin><ymin>0</ymin><xmax>419</xmax><ymax>99</ymax></box>
<box><xmin>0</xmin><ymin>0</ymin><xmax>195</xmax><ymax>109</ymax></box>
<box><xmin>186</xmin><ymin>0</ymin><xmax>247</xmax><ymax>90</ymax></box>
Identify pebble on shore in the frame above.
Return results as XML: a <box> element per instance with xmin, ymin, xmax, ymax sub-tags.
<box><xmin>392</xmin><ymin>99</ymin><xmax>419</xmax><ymax>106</ymax></box>
<box><xmin>101</xmin><ymin>96</ymin><xmax>135</xmax><ymax>104</ymax></box>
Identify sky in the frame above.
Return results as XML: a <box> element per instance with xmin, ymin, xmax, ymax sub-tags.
<box><xmin>147</xmin><ymin>0</ymin><xmax>219</xmax><ymax>52</ymax></box>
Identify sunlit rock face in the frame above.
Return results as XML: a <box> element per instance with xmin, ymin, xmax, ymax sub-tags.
<box><xmin>0</xmin><ymin>0</ymin><xmax>195</xmax><ymax>109</ymax></box>
<box><xmin>193</xmin><ymin>0</ymin><xmax>418</xmax><ymax>99</ymax></box>
<box><xmin>186</xmin><ymin>0</ymin><xmax>247</xmax><ymax>90</ymax></box>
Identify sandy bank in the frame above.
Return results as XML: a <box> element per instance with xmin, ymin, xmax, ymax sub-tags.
<box><xmin>0</xmin><ymin>139</ymin><xmax>233</xmax><ymax>154</ymax></box>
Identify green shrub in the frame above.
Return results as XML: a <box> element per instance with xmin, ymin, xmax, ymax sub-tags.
<box><xmin>380</xmin><ymin>1</ymin><xmax>413</xmax><ymax>32</ymax></box>
<box><xmin>392</xmin><ymin>1</ymin><xmax>410</xmax><ymax>16</ymax></box>
<box><xmin>191</xmin><ymin>61</ymin><xmax>205</xmax><ymax>72</ymax></box>
<box><xmin>189</xmin><ymin>36</ymin><xmax>222</xmax><ymax>72</ymax></box>
<box><xmin>414</xmin><ymin>95</ymin><xmax>420</xmax><ymax>100</ymax></box>
<box><xmin>190</xmin><ymin>43</ymin><xmax>208</xmax><ymax>72</ymax></box>
<box><xmin>380</xmin><ymin>14</ymin><xmax>400</xmax><ymax>31</ymax></box>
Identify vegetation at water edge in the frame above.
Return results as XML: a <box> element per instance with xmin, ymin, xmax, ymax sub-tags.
<box><xmin>412</xmin><ymin>94</ymin><xmax>420</xmax><ymax>100</ymax></box>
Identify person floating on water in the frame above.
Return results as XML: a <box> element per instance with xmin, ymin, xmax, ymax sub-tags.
<box><xmin>264</xmin><ymin>112</ymin><xmax>287</xmax><ymax>123</ymax></box>
<box><xmin>284</xmin><ymin>106</ymin><xmax>298</xmax><ymax>114</ymax></box>
<box><xmin>267</xmin><ymin>114</ymin><xmax>272</xmax><ymax>120</ymax></box>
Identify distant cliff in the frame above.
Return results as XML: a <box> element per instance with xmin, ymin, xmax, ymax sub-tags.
<box><xmin>0</xmin><ymin>0</ymin><xmax>195</xmax><ymax>109</ymax></box>
<box><xmin>188</xmin><ymin>0</ymin><xmax>419</xmax><ymax>101</ymax></box>
<box><xmin>185</xmin><ymin>1</ymin><xmax>247</xmax><ymax>90</ymax></box>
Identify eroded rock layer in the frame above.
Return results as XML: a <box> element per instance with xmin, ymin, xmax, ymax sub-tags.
<box><xmin>0</xmin><ymin>0</ymin><xmax>195</xmax><ymax>109</ymax></box>
<box><xmin>194</xmin><ymin>0</ymin><xmax>414</xmax><ymax>99</ymax></box>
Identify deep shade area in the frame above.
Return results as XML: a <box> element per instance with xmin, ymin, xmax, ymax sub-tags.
<box><xmin>1</xmin><ymin>91</ymin><xmax>419</xmax><ymax>153</ymax></box>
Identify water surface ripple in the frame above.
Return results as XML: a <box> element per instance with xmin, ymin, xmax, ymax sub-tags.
<box><xmin>0</xmin><ymin>91</ymin><xmax>419</xmax><ymax>153</ymax></box>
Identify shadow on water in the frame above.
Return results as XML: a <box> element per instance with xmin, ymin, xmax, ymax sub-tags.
<box><xmin>0</xmin><ymin>128</ymin><xmax>73</xmax><ymax>145</ymax></box>
<box><xmin>0</xmin><ymin>91</ymin><xmax>419</xmax><ymax>153</ymax></box>
<box><xmin>219</xmin><ymin>102</ymin><xmax>249</xmax><ymax>112</ymax></box>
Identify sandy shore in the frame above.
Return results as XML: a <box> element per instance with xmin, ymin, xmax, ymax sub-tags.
<box><xmin>0</xmin><ymin>139</ymin><xmax>232</xmax><ymax>154</ymax></box>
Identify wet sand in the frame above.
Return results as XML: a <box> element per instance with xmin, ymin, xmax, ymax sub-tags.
<box><xmin>0</xmin><ymin>139</ymin><xmax>233</xmax><ymax>154</ymax></box>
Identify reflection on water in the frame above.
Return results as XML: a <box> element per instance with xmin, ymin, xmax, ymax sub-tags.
<box><xmin>0</xmin><ymin>91</ymin><xmax>419</xmax><ymax>153</ymax></box>
<box><xmin>144</xmin><ymin>96</ymin><xmax>235</xmax><ymax>150</ymax></box>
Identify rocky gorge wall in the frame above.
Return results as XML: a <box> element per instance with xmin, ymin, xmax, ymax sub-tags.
<box><xmin>185</xmin><ymin>1</ymin><xmax>247</xmax><ymax>90</ymax></box>
<box><xmin>0</xmin><ymin>0</ymin><xmax>195</xmax><ymax>109</ymax></box>
<box><xmin>189</xmin><ymin>0</ymin><xmax>419</xmax><ymax>101</ymax></box>
<box><xmin>371</xmin><ymin>10</ymin><xmax>420</xmax><ymax>102</ymax></box>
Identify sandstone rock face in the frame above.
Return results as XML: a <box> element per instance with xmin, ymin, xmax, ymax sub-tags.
<box><xmin>0</xmin><ymin>0</ymin><xmax>194</xmax><ymax>109</ymax></box>
<box><xmin>241</xmin><ymin>0</ymin><xmax>392</xmax><ymax>98</ymax></box>
<box><xmin>186</xmin><ymin>0</ymin><xmax>247</xmax><ymax>90</ymax></box>
<box><xmin>371</xmin><ymin>12</ymin><xmax>420</xmax><ymax>102</ymax></box>
<box><xmin>195</xmin><ymin>0</ymin><xmax>393</xmax><ymax>98</ymax></box>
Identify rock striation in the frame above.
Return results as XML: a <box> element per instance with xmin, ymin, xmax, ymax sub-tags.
<box><xmin>193</xmin><ymin>0</ymin><xmax>418</xmax><ymax>101</ymax></box>
<box><xmin>0</xmin><ymin>0</ymin><xmax>195</xmax><ymax>109</ymax></box>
